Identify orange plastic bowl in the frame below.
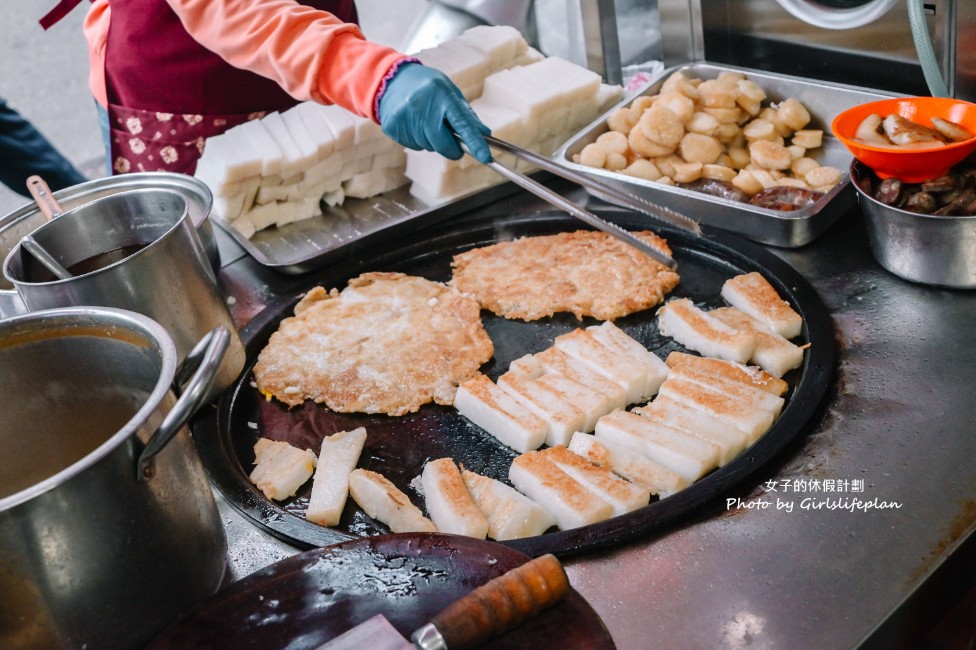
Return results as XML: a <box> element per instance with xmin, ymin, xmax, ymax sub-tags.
<box><xmin>831</xmin><ymin>97</ymin><xmax>976</xmax><ymax>183</ymax></box>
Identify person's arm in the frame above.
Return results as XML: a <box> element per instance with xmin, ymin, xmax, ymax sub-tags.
<box><xmin>166</xmin><ymin>0</ymin><xmax>404</xmax><ymax>120</ymax></box>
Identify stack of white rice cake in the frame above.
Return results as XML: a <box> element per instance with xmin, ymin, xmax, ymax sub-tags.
<box><xmin>249</xmin><ymin>272</ymin><xmax>807</xmax><ymax>541</ymax></box>
<box><xmin>194</xmin><ymin>25</ymin><xmax>623</xmax><ymax>239</ymax></box>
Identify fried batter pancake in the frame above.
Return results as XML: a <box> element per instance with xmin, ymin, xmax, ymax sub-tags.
<box><xmin>254</xmin><ymin>272</ymin><xmax>494</xmax><ymax>416</ymax></box>
<box><xmin>450</xmin><ymin>230</ymin><xmax>680</xmax><ymax>321</ymax></box>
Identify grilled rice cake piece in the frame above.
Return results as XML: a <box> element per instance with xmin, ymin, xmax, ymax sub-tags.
<box><xmin>461</xmin><ymin>469</ymin><xmax>556</xmax><ymax>541</ymax></box>
<box><xmin>454</xmin><ymin>373</ymin><xmax>548</xmax><ymax>453</ymax></box>
<box><xmin>450</xmin><ymin>230</ymin><xmax>680</xmax><ymax>321</ymax></box>
<box><xmin>250</xmin><ymin>438</ymin><xmax>317</xmax><ymax>502</ymax></box>
<box><xmin>421</xmin><ymin>458</ymin><xmax>489</xmax><ymax>539</ymax></box>
<box><xmin>664</xmin><ymin>351</ymin><xmax>788</xmax><ymax>396</ymax></box>
<box><xmin>720</xmin><ymin>271</ymin><xmax>803</xmax><ymax>339</ymax></box>
<box><xmin>509</xmin><ymin>450</ymin><xmax>614</xmax><ymax>530</ymax></box>
<box><xmin>568</xmin><ymin>431</ymin><xmax>690</xmax><ymax>497</ymax></box>
<box><xmin>306</xmin><ymin>427</ymin><xmax>368</xmax><ymax>526</ymax></box>
<box><xmin>657</xmin><ymin>298</ymin><xmax>757</xmax><ymax>363</ymax></box>
<box><xmin>253</xmin><ymin>272</ymin><xmax>493</xmax><ymax>416</ymax></box>
<box><xmin>710</xmin><ymin>307</ymin><xmax>804</xmax><ymax>378</ymax></box>
<box><xmin>594</xmin><ymin>409</ymin><xmax>720</xmax><ymax>481</ymax></box>
<box><xmin>348</xmin><ymin>468</ymin><xmax>437</xmax><ymax>534</ymax></box>
<box><xmin>538</xmin><ymin>445</ymin><xmax>650</xmax><ymax>516</ymax></box>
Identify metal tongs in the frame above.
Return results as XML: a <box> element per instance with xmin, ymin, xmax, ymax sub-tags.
<box><xmin>464</xmin><ymin>134</ymin><xmax>702</xmax><ymax>270</ymax></box>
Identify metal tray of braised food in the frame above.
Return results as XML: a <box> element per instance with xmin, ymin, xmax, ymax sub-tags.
<box><xmin>555</xmin><ymin>62</ymin><xmax>893</xmax><ymax>247</ymax></box>
<box><xmin>193</xmin><ymin>209</ymin><xmax>836</xmax><ymax>558</ymax></box>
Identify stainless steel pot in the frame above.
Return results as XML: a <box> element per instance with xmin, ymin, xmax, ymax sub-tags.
<box><xmin>0</xmin><ymin>307</ymin><xmax>230</xmax><ymax>649</ymax></box>
<box><xmin>0</xmin><ymin>172</ymin><xmax>219</xmax><ymax>319</ymax></box>
<box><xmin>2</xmin><ymin>188</ymin><xmax>246</xmax><ymax>396</ymax></box>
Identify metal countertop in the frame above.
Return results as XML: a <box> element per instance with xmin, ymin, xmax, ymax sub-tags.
<box><xmin>204</xmin><ymin>182</ymin><xmax>976</xmax><ymax>649</ymax></box>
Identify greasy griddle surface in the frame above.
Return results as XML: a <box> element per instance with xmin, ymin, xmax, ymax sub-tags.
<box><xmin>194</xmin><ymin>211</ymin><xmax>835</xmax><ymax>557</ymax></box>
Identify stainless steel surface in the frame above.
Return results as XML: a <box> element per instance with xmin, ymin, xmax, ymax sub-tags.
<box><xmin>214</xmin><ymin>178</ymin><xmax>527</xmax><ymax>275</ymax></box>
<box><xmin>851</xmin><ymin>160</ymin><xmax>976</xmax><ymax>288</ymax></box>
<box><xmin>485</xmin><ymin>134</ymin><xmax>701</xmax><ymax>235</ymax></box>
<box><xmin>3</xmin><ymin>188</ymin><xmax>245</xmax><ymax>397</ymax></box>
<box><xmin>479</xmin><ymin>150</ymin><xmax>677</xmax><ymax>268</ymax></box>
<box><xmin>209</xmin><ymin>180</ymin><xmax>976</xmax><ymax>648</ymax></box>
<box><xmin>662</xmin><ymin>0</ymin><xmax>976</xmax><ymax>102</ymax></box>
<box><xmin>0</xmin><ymin>171</ymin><xmax>221</xmax><ymax>318</ymax></box>
<box><xmin>0</xmin><ymin>307</ymin><xmax>226</xmax><ymax>650</ymax></box>
<box><xmin>555</xmin><ymin>62</ymin><xmax>892</xmax><ymax>248</ymax></box>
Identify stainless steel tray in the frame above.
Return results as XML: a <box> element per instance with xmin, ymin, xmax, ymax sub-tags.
<box><xmin>214</xmin><ymin>178</ymin><xmax>521</xmax><ymax>275</ymax></box>
<box><xmin>554</xmin><ymin>62</ymin><xmax>893</xmax><ymax>247</ymax></box>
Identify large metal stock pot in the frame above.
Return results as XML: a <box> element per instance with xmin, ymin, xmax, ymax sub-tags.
<box><xmin>0</xmin><ymin>307</ymin><xmax>229</xmax><ymax>649</ymax></box>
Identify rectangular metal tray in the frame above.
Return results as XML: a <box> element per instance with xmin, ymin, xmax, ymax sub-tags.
<box><xmin>554</xmin><ymin>61</ymin><xmax>893</xmax><ymax>247</ymax></box>
<box><xmin>214</xmin><ymin>175</ymin><xmax>521</xmax><ymax>275</ymax></box>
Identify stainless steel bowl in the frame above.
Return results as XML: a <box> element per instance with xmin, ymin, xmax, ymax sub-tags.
<box><xmin>851</xmin><ymin>160</ymin><xmax>976</xmax><ymax>288</ymax></box>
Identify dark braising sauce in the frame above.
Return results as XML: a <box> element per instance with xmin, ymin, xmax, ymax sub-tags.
<box><xmin>26</xmin><ymin>243</ymin><xmax>147</xmax><ymax>282</ymax></box>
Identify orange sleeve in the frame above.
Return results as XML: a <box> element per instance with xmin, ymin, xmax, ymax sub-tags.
<box><xmin>165</xmin><ymin>0</ymin><xmax>408</xmax><ymax>120</ymax></box>
<box><xmin>83</xmin><ymin>0</ymin><xmax>111</xmax><ymax>107</ymax></box>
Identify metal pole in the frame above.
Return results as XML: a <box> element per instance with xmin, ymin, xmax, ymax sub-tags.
<box><xmin>579</xmin><ymin>0</ymin><xmax>623</xmax><ymax>85</ymax></box>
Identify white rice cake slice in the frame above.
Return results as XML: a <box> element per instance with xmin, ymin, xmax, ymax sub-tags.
<box><xmin>539</xmin><ymin>446</ymin><xmax>650</xmax><ymax>516</ymax></box>
<box><xmin>203</xmin><ymin>128</ymin><xmax>264</xmax><ymax>181</ymax></box>
<box><xmin>470</xmin><ymin>100</ymin><xmax>524</xmax><ymax>164</ymax></box>
<box><xmin>232</xmin><ymin>118</ymin><xmax>284</xmax><ymax>177</ymax></box>
<box><xmin>293</xmin><ymin>101</ymin><xmax>338</xmax><ymax>161</ymax></box>
<box><xmin>480</xmin><ymin>68</ymin><xmax>550</xmax><ymax>127</ymax></box>
<box><xmin>348</xmin><ymin>468</ymin><xmax>437</xmax><ymax>534</ymax></box>
<box><xmin>454</xmin><ymin>373</ymin><xmax>548</xmax><ymax>453</ymax></box>
<box><xmin>229</xmin><ymin>215</ymin><xmax>256</xmax><ymax>240</ymax></box>
<box><xmin>585</xmin><ymin>321</ymin><xmax>670</xmax><ymax>398</ymax></box>
<box><xmin>656</xmin><ymin>376</ymin><xmax>775</xmax><ymax>443</ymax></box>
<box><xmin>461</xmin><ymin>469</ymin><xmax>555</xmax><ymax>540</ymax></box>
<box><xmin>531</xmin><ymin>373</ymin><xmax>616</xmax><ymax>432</ymax></box>
<box><xmin>711</xmin><ymin>307</ymin><xmax>805</xmax><ymax>378</ymax></box>
<box><xmin>595</xmin><ymin>409</ymin><xmax>720</xmax><ymax>481</ymax></box>
<box><xmin>635</xmin><ymin>396</ymin><xmax>749</xmax><ymax>466</ymax></box>
<box><xmin>509</xmin><ymin>63</ymin><xmax>568</xmax><ymax>138</ymax></box>
<box><xmin>530</xmin><ymin>56</ymin><xmax>602</xmax><ymax>108</ymax></box>
<box><xmin>526</xmin><ymin>347</ymin><xmax>629</xmax><ymax>411</ymax></box>
<box><xmin>457</xmin><ymin>25</ymin><xmax>527</xmax><ymax>71</ymax></box>
<box><xmin>256</xmin><ymin>182</ymin><xmax>302</xmax><ymax>205</ymax></box>
<box><xmin>509</xmin><ymin>450</ymin><xmax>613</xmax><ymax>530</ymax></box>
<box><xmin>666</xmin><ymin>359</ymin><xmax>786</xmax><ymax>416</ymax></box>
<box><xmin>721</xmin><ymin>272</ymin><xmax>803</xmax><ymax>339</ymax></box>
<box><xmin>665</xmin><ymin>351</ymin><xmax>789</xmax><ymax>396</ymax></box>
<box><xmin>421</xmin><ymin>458</ymin><xmax>489</xmax><ymax>539</ymax></box>
<box><xmin>657</xmin><ymin>297</ymin><xmax>757</xmax><ymax>363</ymax></box>
<box><xmin>301</xmin><ymin>155</ymin><xmax>343</xmax><ymax>192</ymax></box>
<box><xmin>194</xmin><ymin>133</ymin><xmax>250</xmax><ymax>187</ymax></box>
<box><xmin>495</xmin><ymin>372</ymin><xmax>586</xmax><ymax>447</ymax></box>
<box><xmin>597</xmin><ymin>84</ymin><xmax>625</xmax><ymax>113</ymax></box>
<box><xmin>306</xmin><ymin>427</ymin><xmax>368</xmax><ymax>526</ymax></box>
<box><xmin>249</xmin><ymin>438</ymin><xmax>317</xmax><ymax>501</ymax></box>
<box><xmin>553</xmin><ymin>329</ymin><xmax>649</xmax><ymax>404</ymax></box>
<box><xmin>568</xmin><ymin>431</ymin><xmax>690</xmax><ymax>497</ymax></box>
<box><xmin>312</xmin><ymin>104</ymin><xmax>357</xmax><ymax>150</ymax></box>
<box><xmin>262</xmin><ymin>111</ymin><xmax>316</xmax><ymax>178</ymax></box>
<box><xmin>246</xmin><ymin>201</ymin><xmax>284</xmax><ymax>231</ymax></box>
<box><xmin>435</xmin><ymin>40</ymin><xmax>492</xmax><ymax>97</ymax></box>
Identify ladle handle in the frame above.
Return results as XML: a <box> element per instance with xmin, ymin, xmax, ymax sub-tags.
<box><xmin>26</xmin><ymin>175</ymin><xmax>64</xmax><ymax>220</ymax></box>
<box><xmin>136</xmin><ymin>326</ymin><xmax>230</xmax><ymax>481</ymax></box>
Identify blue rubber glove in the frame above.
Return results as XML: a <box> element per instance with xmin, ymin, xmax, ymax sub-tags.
<box><xmin>378</xmin><ymin>62</ymin><xmax>492</xmax><ymax>164</ymax></box>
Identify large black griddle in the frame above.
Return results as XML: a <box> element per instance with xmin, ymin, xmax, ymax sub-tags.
<box><xmin>193</xmin><ymin>210</ymin><xmax>836</xmax><ymax>557</ymax></box>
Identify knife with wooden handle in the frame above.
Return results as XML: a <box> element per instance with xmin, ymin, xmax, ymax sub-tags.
<box><xmin>317</xmin><ymin>553</ymin><xmax>570</xmax><ymax>650</ymax></box>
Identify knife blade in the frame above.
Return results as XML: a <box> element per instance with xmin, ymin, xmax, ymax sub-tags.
<box><xmin>316</xmin><ymin>553</ymin><xmax>570</xmax><ymax>650</ymax></box>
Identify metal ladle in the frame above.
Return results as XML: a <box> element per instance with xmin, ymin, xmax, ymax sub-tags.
<box><xmin>23</xmin><ymin>175</ymin><xmax>72</xmax><ymax>279</ymax></box>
